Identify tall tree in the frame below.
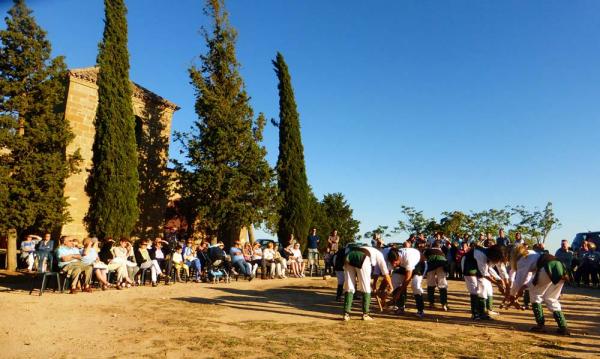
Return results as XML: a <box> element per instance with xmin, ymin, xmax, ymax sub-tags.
<box><xmin>175</xmin><ymin>0</ymin><xmax>276</xmax><ymax>246</ymax></box>
<box><xmin>0</xmin><ymin>0</ymin><xmax>79</xmax><ymax>236</ymax></box>
<box><xmin>85</xmin><ymin>0</ymin><xmax>139</xmax><ymax>239</ymax></box>
<box><xmin>273</xmin><ymin>52</ymin><xmax>310</xmax><ymax>248</ymax></box>
<box><xmin>320</xmin><ymin>193</ymin><xmax>360</xmax><ymax>248</ymax></box>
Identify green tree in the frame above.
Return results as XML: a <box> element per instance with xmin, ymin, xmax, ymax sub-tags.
<box><xmin>511</xmin><ymin>202</ymin><xmax>560</xmax><ymax>244</ymax></box>
<box><xmin>319</xmin><ymin>193</ymin><xmax>360</xmax><ymax>248</ymax></box>
<box><xmin>364</xmin><ymin>225</ymin><xmax>391</xmax><ymax>240</ymax></box>
<box><xmin>85</xmin><ymin>0</ymin><xmax>139</xmax><ymax>239</ymax></box>
<box><xmin>394</xmin><ymin>206</ymin><xmax>433</xmax><ymax>236</ymax></box>
<box><xmin>273</xmin><ymin>52</ymin><xmax>311</xmax><ymax>248</ymax></box>
<box><xmin>175</xmin><ymin>0</ymin><xmax>276</xmax><ymax>246</ymax></box>
<box><xmin>0</xmin><ymin>0</ymin><xmax>79</xmax><ymax>236</ymax></box>
<box><xmin>467</xmin><ymin>208</ymin><xmax>511</xmax><ymax>236</ymax></box>
<box><xmin>439</xmin><ymin>211</ymin><xmax>471</xmax><ymax>238</ymax></box>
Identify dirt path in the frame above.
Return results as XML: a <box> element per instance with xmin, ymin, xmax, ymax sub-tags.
<box><xmin>1</xmin><ymin>273</ymin><xmax>599</xmax><ymax>358</ymax></box>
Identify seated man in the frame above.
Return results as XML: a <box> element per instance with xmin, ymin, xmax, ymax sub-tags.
<box><xmin>20</xmin><ymin>235</ymin><xmax>37</xmax><ymax>271</ymax></box>
<box><xmin>230</xmin><ymin>241</ymin><xmax>253</xmax><ymax>280</ymax></box>
<box><xmin>56</xmin><ymin>236</ymin><xmax>93</xmax><ymax>293</ymax></box>
<box><xmin>35</xmin><ymin>233</ymin><xmax>55</xmax><ymax>272</ymax></box>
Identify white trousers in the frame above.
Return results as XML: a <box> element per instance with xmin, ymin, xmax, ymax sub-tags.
<box><xmin>140</xmin><ymin>260</ymin><xmax>160</xmax><ymax>282</ymax></box>
<box><xmin>343</xmin><ymin>257</ymin><xmax>372</xmax><ymax>294</ymax></box>
<box><xmin>269</xmin><ymin>262</ymin><xmax>283</xmax><ymax>277</ymax></box>
<box><xmin>464</xmin><ymin>276</ymin><xmax>478</xmax><ymax>295</ymax></box>
<box><xmin>392</xmin><ymin>273</ymin><xmax>424</xmax><ymax>295</ymax></box>
<box><xmin>107</xmin><ymin>262</ymin><xmax>128</xmax><ymax>282</ymax></box>
<box><xmin>426</xmin><ymin>267</ymin><xmax>448</xmax><ymax>289</ymax></box>
<box><xmin>477</xmin><ymin>277</ymin><xmax>493</xmax><ymax>299</ymax></box>
<box><xmin>528</xmin><ymin>269</ymin><xmax>564</xmax><ymax>312</ymax></box>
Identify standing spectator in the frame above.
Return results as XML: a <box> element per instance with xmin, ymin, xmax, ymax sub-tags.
<box><xmin>56</xmin><ymin>236</ymin><xmax>93</xmax><ymax>293</ymax></box>
<box><xmin>579</xmin><ymin>243</ymin><xmax>599</xmax><ymax>288</ymax></box>
<box><xmin>496</xmin><ymin>229</ymin><xmax>510</xmax><ymax>246</ymax></box>
<box><xmin>307</xmin><ymin>227</ymin><xmax>320</xmax><ymax>275</ymax></box>
<box><xmin>20</xmin><ymin>235</ymin><xmax>36</xmax><ymax>271</ymax></box>
<box><xmin>325</xmin><ymin>229</ymin><xmax>340</xmax><ymax>274</ymax></box>
<box><xmin>555</xmin><ymin>240</ymin><xmax>575</xmax><ymax>283</ymax></box>
<box><xmin>513</xmin><ymin>232</ymin><xmax>524</xmax><ymax>246</ymax></box>
<box><xmin>447</xmin><ymin>241</ymin><xmax>459</xmax><ymax>280</ymax></box>
<box><xmin>416</xmin><ymin>233</ymin><xmax>427</xmax><ymax>248</ymax></box>
<box><xmin>183</xmin><ymin>239</ymin><xmax>202</xmax><ymax>282</ymax></box>
<box><xmin>455</xmin><ymin>241</ymin><xmax>469</xmax><ymax>279</ymax></box>
<box><xmin>35</xmin><ymin>233</ymin><xmax>54</xmax><ymax>272</ymax></box>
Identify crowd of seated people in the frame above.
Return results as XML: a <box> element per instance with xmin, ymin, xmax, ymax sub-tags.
<box><xmin>16</xmin><ymin>232</ymin><xmax>313</xmax><ymax>294</ymax></box>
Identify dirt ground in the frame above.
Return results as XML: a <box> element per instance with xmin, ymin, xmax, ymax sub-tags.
<box><xmin>0</xmin><ymin>271</ymin><xmax>599</xmax><ymax>359</ymax></box>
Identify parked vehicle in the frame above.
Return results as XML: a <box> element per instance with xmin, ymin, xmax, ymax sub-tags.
<box><xmin>256</xmin><ymin>238</ymin><xmax>278</xmax><ymax>248</ymax></box>
<box><xmin>571</xmin><ymin>231</ymin><xmax>600</xmax><ymax>251</ymax></box>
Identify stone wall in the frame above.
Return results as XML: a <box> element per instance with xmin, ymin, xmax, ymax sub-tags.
<box><xmin>62</xmin><ymin>67</ymin><xmax>178</xmax><ymax>239</ymax></box>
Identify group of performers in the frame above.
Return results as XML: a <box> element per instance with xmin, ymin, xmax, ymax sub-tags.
<box><xmin>335</xmin><ymin>237</ymin><xmax>571</xmax><ymax>335</ymax></box>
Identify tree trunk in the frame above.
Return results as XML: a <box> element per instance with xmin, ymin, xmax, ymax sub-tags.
<box><xmin>7</xmin><ymin>228</ymin><xmax>17</xmax><ymax>271</ymax></box>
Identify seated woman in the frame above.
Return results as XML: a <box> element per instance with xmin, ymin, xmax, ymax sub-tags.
<box><xmin>263</xmin><ymin>242</ymin><xmax>281</xmax><ymax>279</ymax></box>
<box><xmin>99</xmin><ymin>239</ymin><xmax>133</xmax><ymax>288</ymax></box>
<box><xmin>134</xmin><ymin>239</ymin><xmax>163</xmax><ymax>287</ymax></box>
<box><xmin>250</xmin><ymin>242</ymin><xmax>263</xmax><ymax>278</ymax></box>
<box><xmin>111</xmin><ymin>238</ymin><xmax>139</xmax><ymax>286</ymax></box>
<box><xmin>290</xmin><ymin>242</ymin><xmax>305</xmax><ymax>278</ymax></box>
<box><xmin>82</xmin><ymin>238</ymin><xmax>115</xmax><ymax>290</ymax></box>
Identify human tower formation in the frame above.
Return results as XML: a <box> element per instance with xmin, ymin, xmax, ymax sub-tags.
<box><xmin>335</xmin><ymin>238</ymin><xmax>570</xmax><ymax>336</ymax></box>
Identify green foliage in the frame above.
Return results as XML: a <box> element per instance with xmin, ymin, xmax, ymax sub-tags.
<box><xmin>439</xmin><ymin>211</ymin><xmax>470</xmax><ymax>238</ymax></box>
<box><xmin>394</xmin><ymin>206</ymin><xmax>433</xmax><ymax>236</ymax></box>
<box><xmin>0</xmin><ymin>0</ymin><xmax>80</xmax><ymax>236</ymax></box>
<box><xmin>364</xmin><ymin>225</ymin><xmax>391</xmax><ymax>239</ymax></box>
<box><xmin>273</xmin><ymin>52</ymin><xmax>311</xmax><ymax>248</ymax></box>
<box><xmin>511</xmin><ymin>202</ymin><xmax>560</xmax><ymax>244</ymax></box>
<box><xmin>174</xmin><ymin>0</ymin><xmax>276</xmax><ymax>246</ymax></box>
<box><xmin>307</xmin><ymin>192</ymin><xmax>360</xmax><ymax>250</ymax></box>
<box><xmin>85</xmin><ymin>0</ymin><xmax>139</xmax><ymax>238</ymax></box>
<box><xmin>392</xmin><ymin>203</ymin><xmax>560</xmax><ymax>244</ymax></box>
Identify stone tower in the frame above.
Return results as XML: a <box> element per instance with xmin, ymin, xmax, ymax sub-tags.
<box><xmin>62</xmin><ymin>67</ymin><xmax>179</xmax><ymax>239</ymax></box>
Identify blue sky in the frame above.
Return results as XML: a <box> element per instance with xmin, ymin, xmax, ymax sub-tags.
<box><xmin>2</xmin><ymin>0</ymin><xmax>599</xmax><ymax>251</ymax></box>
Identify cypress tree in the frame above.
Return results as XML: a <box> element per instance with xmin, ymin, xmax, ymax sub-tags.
<box><xmin>85</xmin><ymin>0</ymin><xmax>139</xmax><ymax>239</ymax></box>
<box><xmin>273</xmin><ymin>52</ymin><xmax>311</xmax><ymax>248</ymax></box>
<box><xmin>175</xmin><ymin>0</ymin><xmax>276</xmax><ymax>246</ymax></box>
<box><xmin>0</xmin><ymin>0</ymin><xmax>79</xmax><ymax>236</ymax></box>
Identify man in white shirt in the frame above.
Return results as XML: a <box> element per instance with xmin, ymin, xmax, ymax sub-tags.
<box><xmin>507</xmin><ymin>245</ymin><xmax>570</xmax><ymax>335</ymax></box>
<box><xmin>343</xmin><ymin>245</ymin><xmax>395</xmax><ymax>321</ymax></box>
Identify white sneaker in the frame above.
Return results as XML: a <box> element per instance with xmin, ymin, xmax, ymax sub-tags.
<box><xmin>442</xmin><ymin>305</ymin><xmax>448</xmax><ymax>312</ymax></box>
<box><xmin>343</xmin><ymin>313</ymin><xmax>351</xmax><ymax>321</ymax></box>
<box><xmin>362</xmin><ymin>314</ymin><xmax>374</xmax><ymax>321</ymax></box>
<box><xmin>488</xmin><ymin>310</ymin><xmax>500</xmax><ymax>316</ymax></box>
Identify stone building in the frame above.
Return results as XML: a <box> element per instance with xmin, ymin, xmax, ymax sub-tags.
<box><xmin>61</xmin><ymin>67</ymin><xmax>179</xmax><ymax>239</ymax></box>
